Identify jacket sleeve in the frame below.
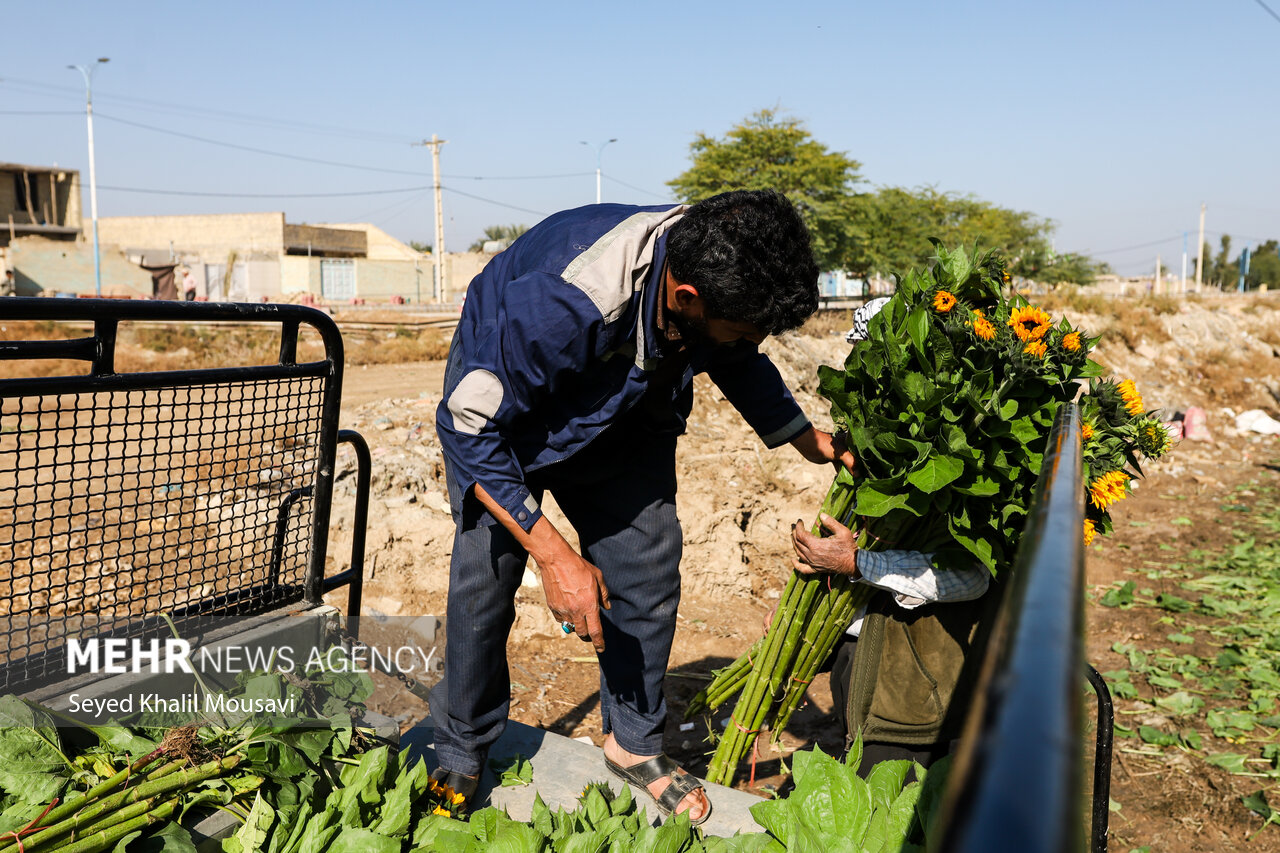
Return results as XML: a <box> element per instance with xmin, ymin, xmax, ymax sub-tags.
<box><xmin>704</xmin><ymin>345</ymin><xmax>810</xmax><ymax>448</ymax></box>
<box><xmin>436</xmin><ymin>272</ymin><xmax>604</xmax><ymax>533</ymax></box>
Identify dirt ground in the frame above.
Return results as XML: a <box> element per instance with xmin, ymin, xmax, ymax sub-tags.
<box><xmin>233</xmin><ymin>294</ymin><xmax>1280</xmax><ymax>846</ymax></box>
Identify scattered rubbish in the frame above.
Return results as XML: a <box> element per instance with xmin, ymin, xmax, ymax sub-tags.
<box><xmin>1182</xmin><ymin>406</ymin><xmax>1213</xmax><ymax>442</ymax></box>
<box><xmin>1235</xmin><ymin>409</ymin><xmax>1280</xmax><ymax>436</ymax></box>
<box><xmin>679</xmin><ymin>721</ymin><xmax>696</xmax><ymax>732</ymax></box>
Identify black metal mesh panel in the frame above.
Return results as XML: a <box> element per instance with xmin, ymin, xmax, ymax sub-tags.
<box><xmin>0</xmin><ymin>375</ymin><xmax>327</xmax><ymax>690</ymax></box>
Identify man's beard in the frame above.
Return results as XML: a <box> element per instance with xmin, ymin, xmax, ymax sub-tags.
<box><xmin>668</xmin><ymin>310</ymin><xmax>710</xmax><ymax>345</ymax></box>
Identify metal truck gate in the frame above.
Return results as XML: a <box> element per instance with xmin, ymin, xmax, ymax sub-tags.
<box><xmin>0</xmin><ymin>299</ymin><xmax>367</xmax><ymax>695</ymax></box>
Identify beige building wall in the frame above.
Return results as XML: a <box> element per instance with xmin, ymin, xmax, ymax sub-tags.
<box><xmin>322</xmin><ymin>223</ymin><xmax>424</xmax><ymax>261</ymax></box>
<box><xmin>281</xmin><ymin>255</ymin><xmax>320</xmax><ymax>296</ymax></box>
<box><xmin>98</xmin><ymin>212</ymin><xmax>287</xmax><ymax>255</ymax></box>
<box><xmin>444</xmin><ymin>252</ymin><xmax>491</xmax><ymax>302</ymax></box>
<box><xmin>353</xmin><ymin>259</ymin><xmax>431</xmax><ymax>301</ymax></box>
<box><xmin>246</xmin><ymin>259</ymin><xmax>282</xmax><ymax>300</ymax></box>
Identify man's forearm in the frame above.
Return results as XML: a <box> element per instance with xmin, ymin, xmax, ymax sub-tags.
<box><xmin>472</xmin><ymin>483</ymin><xmax>573</xmax><ymax>566</ymax></box>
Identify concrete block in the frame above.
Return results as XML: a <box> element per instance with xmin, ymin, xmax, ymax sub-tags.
<box><xmin>401</xmin><ymin>717</ymin><xmax>765</xmax><ymax>839</ymax></box>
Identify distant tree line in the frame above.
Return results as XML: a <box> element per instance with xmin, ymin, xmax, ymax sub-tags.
<box><xmin>1198</xmin><ymin>235</ymin><xmax>1280</xmax><ymax>291</ymax></box>
<box><xmin>666</xmin><ymin>109</ymin><xmax>1105</xmax><ymax>287</ymax></box>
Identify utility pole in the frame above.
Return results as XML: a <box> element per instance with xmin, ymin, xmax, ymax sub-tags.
<box><xmin>1155</xmin><ymin>255</ymin><xmax>1162</xmax><ymax>295</ymax></box>
<box><xmin>69</xmin><ymin>57</ymin><xmax>109</xmax><ymax>297</ymax></box>
<box><xmin>1181</xmin><ymin>232</ymin><xmax>1188</xmax><ymax>295</ymax></box>
<box><xmin>1239</xmin><ymin>245</ymin><xmax>1251</xmax><ymax>293</ymax></box>
<box><xmin>415</xmin><ymin>135</ymin><xmax>447</xmax><ymax>304</ymax></box>
<box><xmin>1195</xmin><ymin>203</ymin><xmax>1206</xmax><ymax>291</ymax></box>
<box><xmin>580</xmin><ymin>138</ymin><xmax>617</xmax><ymax>204</ymax></box>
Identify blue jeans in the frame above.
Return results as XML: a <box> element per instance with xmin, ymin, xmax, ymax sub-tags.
<box><xmin>431</xmin><ymin>418</ymin><xmax>682</xmax><ymax>776</ymax></box>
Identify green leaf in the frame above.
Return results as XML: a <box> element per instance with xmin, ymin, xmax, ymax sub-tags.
<box><xmin>1138</xmin><ymin>726</ymin><xmax>1177</xmax><ymax>747</ymax></box>
<box><xmin>131</xmin><ymin>822</ymin><xmax>198</xmax><ymax>853</ymax></box>
<box><xmin>855</xmin><ymin>482</ymin><xmax>921</xmax><ymax>518</ymax></box>
<box><xmin>864</xmin><ymin>760</ymin><xmax>912</xmax><ymax>811</ymax></box>
<box><xmin>489</xmin><ymin>753</ymin><xmax>534</xmax><ymax>788</ymax></box>
<box><xmin>905</xmin><ymin>456</ymin><xmax>964</xmax><ymax>494</ymax></box>
<box><xmin>221</xmin><ymin>791</ymin><xmax>274</xmax><ymax>853</ymax></box>
<box><xmin>1206</xmin><ymin>753</ymin><xmax>1249</xmax><ymax>774</ymax></box>
<box><xmin>0</xmin><ymin>696</ymin><xmax>69</xmax><ymax>805</ymax></box>
<box><xmin>325</xmin><ymin>829</ymin><xmax>402</xmax><ymax>853</ymax></box>
<box><xmin>907</xmin><ymin>308</ymin><xmax>929</xmax><ymax>355</ymax></box>
<box><xmin>1154</xmin><ymin>692</ymin><xmax>1204</xmax><ymax>717</ymax></box>
<box><xmin>941</xmin><ymin>247</ymin><xmax>973</xmax><ymax>286</ymax></box>
<box><xmin>1156</xmin><ymin>594</ymin><xmax>1195</xmax><ymax>613</ymax></box>
<box><xmin>1100</xmin><ymin>581</ymin><xmax>1135</xmax><ymax>608</ymax></box>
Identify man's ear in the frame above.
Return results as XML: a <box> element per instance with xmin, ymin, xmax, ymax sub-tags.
<box><xmin>671</xmin><ymin>281</ymin><xmax>702</xmax><ymax>310</ymax></box>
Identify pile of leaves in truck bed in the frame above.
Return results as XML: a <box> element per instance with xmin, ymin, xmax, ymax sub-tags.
<box><xmin>0</xmin><ymin>660</ymin><xmax>950</xmax><ymax>852</ymax></box>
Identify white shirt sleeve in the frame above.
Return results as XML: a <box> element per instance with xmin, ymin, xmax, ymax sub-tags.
<box><xmin>855</xmin><ymin>549</ymin><xmax>990</xmax><ymax>609</ymax></box>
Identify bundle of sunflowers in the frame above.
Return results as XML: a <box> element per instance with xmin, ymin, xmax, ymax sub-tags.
<box><xmin>695</xmin><ymin>242</ymin><xmax>1171</xmax><ymax>785</ymax></box>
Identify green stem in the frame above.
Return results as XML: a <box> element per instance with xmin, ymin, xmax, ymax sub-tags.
<box><xmin>52</xmin><ymin>793</ymin><xmax>179</xmax><ymax>849</ymax></box>
<box><xmin>16</xmin><ymin>757</ymin><xmax>239</xmax><ymax>851</ymax></box>
<box><xmin>705</xmin><ymin>476</ymin><xmax>859</xmax><ymax>785</ymax></box>
<box><xmin>42</xmin><ymin>800</ymin><xmax>177</xmax><ymax>853</ymax></box>
<box><xmin>0</xmin><ymin>748</ymin><xmax>164</xmax><ymax>852</ymax></box>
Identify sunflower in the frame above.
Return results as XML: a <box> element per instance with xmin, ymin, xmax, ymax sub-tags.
<box><xmin>972</xmin><ymin>314</ymin><xmax>996</xmax><ymax>341</ymax></box>
<box><xmin>1081</xmin><ymin>420</ymin><xmax>1095</xmax><ymax>442</ymax></box>
<box><xmin>433</xmin><ymin>805</ymin><xmax>452</xmax><ymax>816</ymax></box>
<box><xmin>1062</xmin><ymin>331</ymin><xmax>1082</xmax><ymax>352</ymax></box>
<box><xmin>1083</xmin><ymin>518</ymin><xmax>1097</xmax><ymax>546</ymax></box>
<box><xmin>1088</xmin><ymin>470</ymin><xmax>1129</xmax><ymax>510</ymax></box>
<box><xmin>1137</xmin><ymin>420</ymin><xmax>1172</xmax><ymax>458</ymax></box>
<box><xmin>1008</xmin><ymin>305</ymin><xmax>1052</xmax><ymax>341</ymax></box>
<box><xmin>1023</xmin><ymin>340</ymin><xmax>1047</xmax><ymax>359</ymax></box>
<box><xmin>1117</xmin><ymin>379</ymin><xmax>1144</xmax><ymax>416</ymax></box>
<box><xmin>933</xmin><ymin>290</ymin><xmax>957</xmax><ymax>313</ymax></box>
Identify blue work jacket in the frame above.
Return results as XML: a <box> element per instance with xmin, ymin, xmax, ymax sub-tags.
<box><xmin>436</xmin><ymin>203</ymin><xmax>811</xmax><ymax>533</ymax></box>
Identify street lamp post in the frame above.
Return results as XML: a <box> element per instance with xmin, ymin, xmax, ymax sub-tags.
<box><xmin>69</xmin><ymin>57</ymin><xmax>109</xmax><ymax>297</ymax></box>
<box><xmin>580</xmin><ymin>138</ymin><xmax>617</xmax><ymax>204</ymax></box>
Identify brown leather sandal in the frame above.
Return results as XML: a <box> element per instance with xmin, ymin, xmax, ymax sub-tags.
<box><xmin>603</xmin><ymin>753</ymin><xmax>712</xmax><ymax>827</ymax></box>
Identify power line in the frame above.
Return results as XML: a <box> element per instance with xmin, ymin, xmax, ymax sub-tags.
<box><xmin>95</xmin><ymin>112</ymin><xmax>430</xmax><ymax>177</ymax></box>
<box><xmin>442</xmin><ymin>185</ymin><xmax>548</xmax><ymax>216</ymax></box>
<box><xmin>1085</xmin><ymin>235</ymin><xmax>1183</xmax><ymax>256</ymax></box>
<box><xmin>1253</xmin><ymin>0</ymin><xmax>1280</xmax><ymax>25</ymax></box>
<box><xmin>603</xmin><ymin>174</ymin><xmax>675</xmax><ymax>201</ymax></box>
<box><xmin>352</xmin><ymin>190</ymin><xmax>430</xmax><ymax>225</ymax></box>
<box><xmin>1</xmin><ymin>75</ymin><xmax>414</xmax><ymax>145</ymax></box>
<box><xmin>445</xmin><ymin>171</ymin><xmax>594</xmax><ymax>181</ymax></box>
<box><xmin>98</xmin><ymin>184</ymin><xmax>430</xmax><ymax>198</ymax></box>
<box><xmin>82</xmin><ymin>113</ymin><xmax>602</xmax><ymax>185</ymax></box>
<box><xmin>0</xmin><ymin>109</ymin><xmax>79</xmax><ymax>115</ymax></box>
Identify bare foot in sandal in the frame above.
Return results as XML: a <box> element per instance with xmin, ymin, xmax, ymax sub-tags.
<box><xmin>602</xmin><ymin>733</ymin><xmax>711</xmax><ymax>824</ymax></box>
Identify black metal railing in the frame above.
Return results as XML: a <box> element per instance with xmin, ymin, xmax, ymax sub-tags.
<box><xmin>0</xmin><ymin>298</ymin><xmax>366</xmax><ymax>692</ymax></box>
<box><xmin>933</xmin><ymin>402</ymin><xmax>1113</xmax><ymax>853</ymax></box>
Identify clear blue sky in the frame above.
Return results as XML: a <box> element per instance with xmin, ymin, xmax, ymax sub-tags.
<box><xmin>4</xmin><ymin>0</ymin><xmax>1278</xmax><ymax>275</ymax></box>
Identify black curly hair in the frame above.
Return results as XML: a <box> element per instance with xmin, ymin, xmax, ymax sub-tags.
<box><xmin>666</xmin><ymin>189</ymin><xmax>819</xmax><ymax>336</ymax></box>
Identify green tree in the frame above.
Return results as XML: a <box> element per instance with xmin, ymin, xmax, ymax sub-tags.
<box><xmin>1008</xmin><ymin>245</ymin><xmax>1108</xmax><ymax>289</ymax></box>
<box><xmin>666</xmin><ymin>109</ymin><xmax>865</xmax><ymax>272</ymax></box>
<box><xmin>1240</xmin><ymin>239</ymin><xmax>1280</xmax><ymax>291</ymax></box>
<box><xmin>1209</xmin><ymin>235</ymin><xmax>1236</xmax><ymax>289</ymax></box>
<box><xmin>409</xmin><ymin>240</ymin><xmax>432</xmax><ymax>254</ymax></box>
<box><xmin>666</xmin><ymin>109</ymin><xmax>1091</xmax><ymax>283</ymax></box>
<box><xmin>469</xmin><ymin>224</ymin><xmax>529</xmax><ymax>252</ymax></box>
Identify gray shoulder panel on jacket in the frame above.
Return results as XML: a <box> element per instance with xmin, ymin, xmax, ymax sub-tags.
<box><xmin>559</xmin><ymin>206</ymin><xmax>687</xmax><ymax>324</ymax></box>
